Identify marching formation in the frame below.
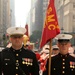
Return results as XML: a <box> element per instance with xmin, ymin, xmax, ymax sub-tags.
<box><xmin>0</xmin><ymin>27</ymin><xmax>75</xmax><ymax>75</ymax></box>
<box><xmin>0</xmin><ymin>0</ymin><xmax>75</xmax><ymax>75</ymax></box>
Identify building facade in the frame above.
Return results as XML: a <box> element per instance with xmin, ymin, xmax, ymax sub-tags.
<box><xmin>10</xmin><ymin>0</ymin><xmax>15</xmax><ymax>26</ymax></box>
<box><xmin>0</xmin><ymin>0</ymin><xmax>11</xmax><ymax>46</ymax></box>
<box><xmin>55</xmin><ymin>0</ymin><xmax>75</xmax><ymax>45</ymax></box>
<box><xmin>30</xmin><ymin>0</ymin><xmax>48</xmax><ymax>35</ymax></box>
<box><xmin>29</xmin><ymin>0</ymin><xmax>75</xmax><ymax>46</ymax></box>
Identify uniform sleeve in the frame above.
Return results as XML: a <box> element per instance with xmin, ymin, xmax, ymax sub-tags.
<box><xmin>0</xmin><ymin>52</ymin><xmax>2</xmax><ymax>75</ymax></box>
<box><xmin>30</xmin><ymin>54</ymin><xmax>39</xmax><ymax>75</ymax></box>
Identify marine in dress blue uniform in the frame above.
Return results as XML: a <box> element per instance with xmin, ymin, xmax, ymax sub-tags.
<box><xmin>0</xmin><ymin>27</ymin><xmax>39</xmax><ymax>75</ymax></box>
<box><xmin>43</xmin><ymin>34</ymin><xmax>75</xmax><ymax>75</ymax></box>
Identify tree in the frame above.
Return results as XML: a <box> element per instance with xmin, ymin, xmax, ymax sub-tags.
<box><xmin>3</xmin><ymin>34</ymin><xmax>6</xmax><ymax>40</ymax></box>
<box><xmin>30</xmin><ymin>30</ymin><xmax>42</xmax><ymax>48</ymax></box>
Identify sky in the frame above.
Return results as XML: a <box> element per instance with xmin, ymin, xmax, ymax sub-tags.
<box><xmin>15</xmin><ymin>0</ymin><xmax>31</xmax><ymax>27</ymax></box>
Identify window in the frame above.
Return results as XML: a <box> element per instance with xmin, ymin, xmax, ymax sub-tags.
<box><xmin>73</xmin><ymin>15</ymin><xmax>75</xmax><ymax>19</ymax></box>
<box><xmin>73</xmin><ymin>3</ymin><xmax>75</xmax><ymax>8</ymax></box>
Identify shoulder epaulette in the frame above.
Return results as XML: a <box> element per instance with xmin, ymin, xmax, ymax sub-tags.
<box><xmin>2</xmin><ymin>48</ymin><xmax>10</xmax><ymax>52</ymax></box>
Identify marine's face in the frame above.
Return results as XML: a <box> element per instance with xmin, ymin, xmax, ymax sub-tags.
<box><xmin>58</xmin><ymin>42</ymin><xmax>70</xmax><ymax>55</ymax></box>
<box><xmin>10</xmin><ymin>35</ymin><xmax>23</xmax><ymax>48</ymax></box>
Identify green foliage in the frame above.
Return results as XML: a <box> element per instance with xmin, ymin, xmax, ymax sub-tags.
<box><xmin>30</xmin><ymin>30</ymin><xmax>42</xmax><ymax>48</ymax></box>
<box><xmin>3</xmin><ymin>34</ymin><xmax>6</xmax><ymax>40</ymax></box>
<box><xmin>30</xmin><ymin>30</ymin><xmax>42</xmax><ymax>43</ymax></box>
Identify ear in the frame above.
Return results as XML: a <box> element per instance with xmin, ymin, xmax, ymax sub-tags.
<box><xmin>68</xmin><ymin>42</ymin><xmax>71</xmax><ymax>46</ymax></box>
<box><xmin>9</xmin><ymin>38</ymin><xmax>12</xmax><ymax>42</ymax></box>
<box><xmin>68</xmin><ymin>42</ymin><xmax>71</xmax><ymax>47</ymax></box>
<box><xmin>22</xmin><ymin>36</ymin><xmax>24</xmax><ymax>39</ymax></box>
<box><xmin>57</xmin><ymin>42</ymin><xmax>59</xmax><ymax>47</ymax></box>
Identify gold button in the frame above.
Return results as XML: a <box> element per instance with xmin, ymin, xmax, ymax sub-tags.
<box><xmin>73</xmin><ymin>66</ymin><xmax>74</xmax><ymax>68</ymax></box>
<box><xmin>30</xmin><ymin>63</ymin><xmax>32</xmax><ymax>65</ymax></box>
<box><xmin>16</xmin><ymin>60</ymin><xmax>19</xmax><ymax>62</ymax></box>
<box><xmin>63</xmin><ymin>66</ymin><xmax>65</xmax><ymax>69</ymax></box>
<box><xmin>26</xmin><ymin>62</ymin><xmax>28</xmax><ymax>64</ymax></box>
<box><xmin>70</xmin><ymin>65</ymin><xmax>73</xmax><ymax>68</ymax></box>
<box><xmin>53</xmin><ymin>68</ymin><xmax>56</xmax><ymax>70</ymax></box>
<box><xmin>22</xmin><ymin>61</ymin><xmax>25</xmax><ymax>64</ymax></box>
<box><xmin>63</xmin><ymin>59</ymin><xmax>65</xmax><ymax>61</ymax></box>
<box><xmin>71</xmin><ymin>69</ymin><xmax>73</xmax><ymax>71</ymax></box>
<box><xmin>62</xmin><ymin>71</ymin><xmax>65</xmax><ymax>73</ymax></box>
<box><xmin>62</xmin><ymin>62</ymin><xmax>65</xmax><ymax>65</ymax></box>
<box><xmin>16</xmin><ymin>54</ymin><xmax>19</xmax><ymax>56</ymax></box>
<box><xmin>16</xmin><ymin>67</ymin><xmax>18</xmax><ymax>69</ymax></box>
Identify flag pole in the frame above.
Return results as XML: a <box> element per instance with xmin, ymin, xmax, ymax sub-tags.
<box><xmin>48</xmin><ymin>39</ymin><xmax>52</xmax><ymax>75</ymax></box>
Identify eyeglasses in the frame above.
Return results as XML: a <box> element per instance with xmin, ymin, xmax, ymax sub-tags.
<box><xmin>59</xmin><ymin>42</ymin><xmax>68</xmax><ymax>45</ymax></box>
<box><xmin>11</xmin><ymin>36</ymin><xmax>23</xmax><ymax>39</ymax></box>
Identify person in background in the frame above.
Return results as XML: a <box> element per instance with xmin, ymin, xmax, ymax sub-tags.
<box><xmin>43</xmin><ymin>34</ymin><xmax>75</xmax><ymax>75</ymax></box>
<box><xmin>0</xmin><ymin>27</ymin><xmax>39</xmax><ymax>75</ymax></box>
<box><xmin>51</xmin><ymin>45</ymin><xmax>59</xmax><ymax>56</ymax></box>
<box><xmin>68</xmin><ymin>44</ymin><xmax>75</xmax><ymax>57</ymax></box>
<box><xmin>23</xmin><ymin>35</ymin><xmax>31</xmax><ymax>49</ymax></box>
<box><xmin>6</xmin><ymin>42</ymin><xmax>12</xmax><ymax>48</ymax></box>
<box><xmin>33</xmin><ymin>49</ymin><xmax>40</xmax><ymax>61</ymax></box>
<box><xmin>23</xmin><ymin>44</ymin><xmax>29</xmax><ymax>49</ymax></box>
<box><xmin>39</xmin><ymin>45</ymin><xmax>49</xmax><ymax>75</ymax></box>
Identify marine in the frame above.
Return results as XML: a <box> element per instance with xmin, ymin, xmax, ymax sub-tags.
<box><xmin>0</xmin><ymin>27</ymin><xmax>39</xmax><ymax>75</ymax></box>
<box><xmin>43</xmin><ymin>34</ymin><xmax>75</xmax><ymax>75</ymax></box>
